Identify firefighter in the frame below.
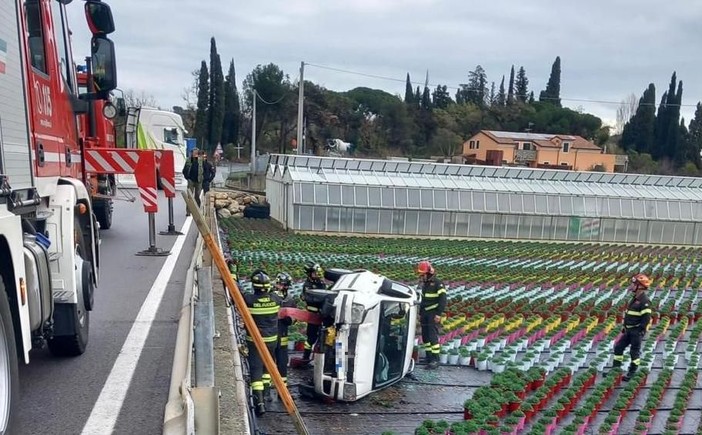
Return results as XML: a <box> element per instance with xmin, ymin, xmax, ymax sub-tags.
<box><xmin>417</xmin><ymin>260</ymin><xmax>446</xmax><ymax>370</ymax></box>
<box><xmin>274</xmin><ymin>272</ymin><xmax>295</xmax><ymax>390</ymax></box>
<box><xmin>244</xmin><ymin>270</ymin><xmax>282</xmax><ymax>416</ymax></box>
<box><xmin>301</xmin><ymin>262</ymin><xmax>327</xmax><ymax>362</ymax></box>
<box><xmin>610</xmin><ymin>273</ymin><xmax>653</xmax><ymax>381</ymax></box>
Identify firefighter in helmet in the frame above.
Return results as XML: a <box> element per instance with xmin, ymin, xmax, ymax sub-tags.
<box><xmin>244</xmin><ymin>270</ymin><xmax>282</xmax><ymax>416</ymax></box>
<box><xmin>417</xmin><ymin>260</ymin><xmax>446</xmax><ymax>370</ymax></box>
<box><xmin>610</xmin><ymin>273</ymin><xmax>653</xmax><ymax>381</ymax></box>
<box><xmin>301</xmin><ymin>262</ymin><xmax>327</xmax><ymax>361</ymax></box>
<box><xmin>274</xmin><ymin>272</ymin><xmax>295</xmax><ymax>389</ymax></box>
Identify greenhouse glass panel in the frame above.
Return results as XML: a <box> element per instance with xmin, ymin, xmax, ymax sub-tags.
<box><xmin>351</xmin><ymin>209</ymin><xmax>366</xmax><ymax>233</ymax></box>
<box><xmin>535</xmin><ymin>195</ymin><xmax>548</xmax><ymax>214</ymax></box>
<box><xmin>509</xmin><ymin>194</ymin><xmax>524</xmax><ymax>214</ymax></box>
<box><xmin>313</xmin><ymin>207</ymin><xmax>326</xmax><ymax>231</ymax></box>
<box><xmin>298</xmin><ymin>206</ymin><xmax>313</xmax><ymax>230</ymax></box>
<box><xmin>339</xmin><ymin>208</ymin><xmax>353</xmax><ymax>232</ymax></box>
<box><xmin>485</xmin><ymin>192</ymin><xmax>498</xmax><ymax>212</ymax></box>
<box><xmin>455</xmin><ymin>213</ymin><xmax>470</xmax><ymax>237</ymax></box>
<box><xmin>660</xmin><ymin>221</ymin><xmax>675</xmax><ymax>244</ymax></box>
<box><xmin>680</xmin><ymin>202</ymin><xmax>693</xmax><ymax>220</ymax></box>
<box><xmin>529</xmin><ymin>216</ymin><xmax>543</xmax><ymax>239</ymax></box>
<box><xmin>434</xmin><ymin>190</ymin><xmax>447</xmax><ymax>210</ymax></box>
<box><xmin>668</xmin><ymin>201</ymin><xmax>681</xmax><ymax>220</ymax></box>
<box><xmin>599</xmin><ymin>197</ymin><xmax>613</xmax><ymax>217</ymax></box>
<box><xmin>368</xmin><ymin>187</ymin><xmax>382</xmax><ymax>207</ymax></box>
<box><xmin>694</xmin><ymin>224</ymin><xmax>702</xmax><ymax>245</ymax></box>
<box><xmin>481</xmin><ymin>214</ymin><xmax>496</xmax><ymax>238</ymax></box>
<box><xmin>405</xmin><ymin>211</ymin><xmax>419</xmax><ymax>235</ymax></box>
<box><xmin>381</xmin><ymin>188</ymin><xmax>394</xmax><ymax>208</ymax></box>
<box><xmin>408</xmin><ymin>189</ymin><xmax>421</xmax><ymax>208</ymax></box>
<box><xmin>395</xmin><ymin>188</ymin><xmax>408</xmax><ymax>208</ymax></box>
<box><xmin>354</xmin><ymin>186</ymin><xmax>368</xmax><ymax>207</ymax></box>
<box><xmin>620</xmin><ymin>199</ymin><xmax>633</xmax><ymax>218</ymax></box>
<box><xmin>497</xmin><ymin>193</ymin><xmax>510</xmax><ymax>213</ymax></box>
<box><xmin>391</xmin><ymin>210</ymin><xmax>405</xmax><ymax>235</ymax></box>
<box><xmin>552</xmin><ymin>217</ymin><xmax>569</xmax><ymax>239</ymax></box>
<box><xmin>648</xmin><ymin>221</ymin><xmax>664</xmax><ymax>244</ymax></box>
<box><xmin>418</xmin><ymin>212</ymin><xmax>432</xmax><ymax>235</ymax></box>
<box><xmin>584</xmin><ymin>197</ymin><xmax>598</xmax><ymax>215</ymax></box>
<box><xmin>522</xmin><ymin>194</ymin><xmax>535</xmax><ymax>214</ymax></box>
<box><xmin>341</xmin><ymin>185</ymin><xmax>355</xmax><ymax>206</ymax></box>
<box><xmin>326</xmin><ymin>208</ymin><xmax>340</xmax><ymax>232</ymax></box>
<box><xmin>601</xmin><ymin>219</ymin><xmax>616</xmax><ymax>242</ymax></box>
<box><xmin>504</xmin><ymin>215</ymin><xmax>519</xmax><ymax>239</ymax></box>
<box><xmin>293</xmin><ymin>183</ymin><xmax>301</xmax><ymax>203</ymax></box>
<box><xmin>644</xmin><ymin>200</ymin><xmax>657</xmax><ymax>219</ymax></box>
<box><xmin>431</xmin><ymin>212</ymin><xmax>444</xmax><ymax>235</ymax></box>
<box><xmin>655</xmin><ymin>200</ymin><xmax>669</xmax><ymax>220</ymax></box>
<box><xmin>547</xmin><ymin>196</ymin><xmax>560</xmax><ymax>215</ymax></box>
<box><xmin>301</xmin><ymin>184</ymin><xmax>315</xmax><ymax>204</ymax></box>
<box><xmin>672</xmin><ymin>223</ymin><xmax>693</xmax><ymax>245</ymax></box>
<box><xmin>328</xmin><ymin>185</ymin><xmax>341</xmax><ymax>205</ymax></box>
<box><xmin>518</xmin><ymin>216</ymin><xmax>532</xmax><ymax>239</ymax></box>
<box><xmin>366</xmin><ymin>210</ymin><xmax>380</xmax><ymax>233</ymax></box>
<box><xmin>459</xmin><ymin>191</ymin><xmax>472</xmax><ymax>211</ymax></box>
<box><xmin>420</xmin><ymin>189</ymin><xmax>433</xmax><ymax>208</ymax></box>
<box><xmin>314</xmin><ymin>184</ymin><xmax>328</xmax><ymax>205</ymax></box>
<box><xmin>379</xmin><ymin>210</ymin><xmax>392</xmax><ymax>233</ymax></box>
<box><xmin>467</xmin><ymin>214</ymin><xmax>481</xmax><ymax>236</ymax></box>
<box><xmin>447</xmin><ymin>191</ymin><xmax>459</xmax><ymax>209</ymax></box>
<box><xmin>570</xmin><ymin>196</ymin><xmax>584</xmax><ymax>216</ymax></box>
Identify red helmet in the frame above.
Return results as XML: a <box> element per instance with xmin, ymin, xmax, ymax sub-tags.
<box><xmin>416</xmin><ymin>260</ymin><xmax>434</xmax><ymax>276</ymax></box>
<box><xmin>632</xmin><ymin>273</ymin><xmax>651</xmax><ymax>289</ymax></box>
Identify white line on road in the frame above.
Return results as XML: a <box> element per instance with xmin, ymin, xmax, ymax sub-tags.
<box><xmin>81</xmin><ymin>216</ymin><xmax>194</xmax><ymax>435</ymax></box>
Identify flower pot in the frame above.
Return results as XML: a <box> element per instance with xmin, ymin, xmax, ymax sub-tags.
<box><xmin>287</xmin><ymin>341</ymin><xmax>295</xmax><ymax>351</ymax></box>
<box><xmin>463</xmin><ymin>408</ymin><xmax>472</xmax><ymax>420</ymax></box>
<box><xmin>477</xmin><ymin>359</ymin><xmax>488</xmax><ymax>371</ymax></box>
<box><xmin>508</xmin><ymin>401</ymin><xmax>521</xmax><ymax>412</ymax></box>
<box><xmin>448</xmin><ymin>354</ymin><xmax>459</xmax><ymax>365</ymax></box>
<box><xmin>295</xmin><ymin>341</ymin><xmax>305</xmax><ymax>351</ymax></box>
<box><xmin>439</xmin><ymin>354</ymin><xmax>449</xmax><ymax>364</ymax></box>
<box><xmin>459</xmin><ymin>356</ymin><xmax>471</xmax><ymax>366</ymax></box>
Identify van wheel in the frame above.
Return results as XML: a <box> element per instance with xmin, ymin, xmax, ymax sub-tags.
<box><xmin>0</xmin><ymin>281</ymin><xmax>19</xmax><ymax>435</ymax></box>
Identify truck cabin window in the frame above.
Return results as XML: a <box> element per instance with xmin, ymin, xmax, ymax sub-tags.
<box><xmin>164</xmin><ymin>128</ymin><xmax>179</xmax><ymax>145</ymax></box>
<box><xmin>25</xmin><ymin>0</ymin><xmax>47</xmax><ymax>73</ymax></box>
<box><xmin>373</xmin><ymin>301</ymin><xmax>410</xmax><ymax>388</ymax></box>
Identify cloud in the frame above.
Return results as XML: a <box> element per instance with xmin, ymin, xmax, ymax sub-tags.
<box><xmin>67</xmin><ymin>0</ymin><xmax>701</xmax><ymax>123</ymax></box>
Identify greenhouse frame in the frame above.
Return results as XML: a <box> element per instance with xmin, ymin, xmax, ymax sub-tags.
<box><xmin>265</xmin><ymin>154</ymin><xmax>702</xmax><ymax>245</ymax></box>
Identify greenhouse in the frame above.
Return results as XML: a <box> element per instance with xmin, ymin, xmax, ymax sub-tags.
<box><xmin>265</xmin><ymin>154</ymin><xmax>702</xmax><ymax>245</ymax></box>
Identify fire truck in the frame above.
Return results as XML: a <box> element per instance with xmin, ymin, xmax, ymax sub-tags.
<box><xmin>0</xmin><ymin>1</ymin><xmax>152</xmax><ymax>432</ymax></box>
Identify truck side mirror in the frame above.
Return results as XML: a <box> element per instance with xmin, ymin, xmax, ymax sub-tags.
<box><xmin>90</xmin><ymin>36</ymin><xmax>117</xmax><ymax>97</ymax></box>
<box><xmin>84</xmin><ymin>0</ymin><xmax>115</xmax><ymax>35</ymax></box>
<box><xmin>115</xmin><ymin>97</ymin><xmax>126</xmax><ymax>116</ymax></box>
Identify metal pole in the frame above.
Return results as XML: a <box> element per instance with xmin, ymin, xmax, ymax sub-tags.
<box><xmin>296</xmin><ymin>61</ymin><xmax>305</xmax><ymax>155</ymax></box>
<box><xmin>251</xmin><ymin>90</ymin><xmax>257</xmax><ymax>175</ymax></box>
<box><xmin>137</xmin><ymin>212</ymin><xmax>171</xmax><ymax>256</ymax></box>
<box><xmin>160</xmin><ymin>197</ymin><xmax>184</xmax><ymax>236</ymax></box>
<box><xmin>194</xmin><ymin>267</ymin><xmax>215</xmax><ymax>387</ymax></box>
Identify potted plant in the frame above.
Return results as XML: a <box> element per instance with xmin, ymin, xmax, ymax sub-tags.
<box><xmin>459</xmin><ymin>346</ymin><xmax>471</xmax><ymax>366</ymax></box>
<box><xmin>448</xmin><ymin>347</ymin><xmax>460</xmax><ymax>365</ymax></box>
<box><xmin>439</xmin><ymin>347</ymin><xmax>449</xmax><ymax>364</ymax></box>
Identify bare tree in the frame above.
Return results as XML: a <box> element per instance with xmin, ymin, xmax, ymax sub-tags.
<box><xmin>615</xmin><ymin>93</ymin><xmax>638</xmax><ymax>135</ymax></box>
<box><xmin>178</xmin><ymin>69</ymin><xmax>200</xmax><ymax>134</ymax></box>
<box><xmin>123</xmin><ymin>88</ymin><xmax>159</xmax><ymax>108</ymax></box>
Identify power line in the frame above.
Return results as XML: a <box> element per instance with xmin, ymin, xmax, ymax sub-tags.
<box><xmin>253</xmin><ymin>89</ymin><xmax>287</xmax><ymax>105</ymax></box>
<box><xmin>304</xmin><ymin>62</ymin><xmax>701</xmax><ymax>109</ymax></box>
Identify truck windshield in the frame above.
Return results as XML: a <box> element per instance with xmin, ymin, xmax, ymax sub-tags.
<box><xmin>372</xmin><ymin>301</ymin><xmax>410</xmax><ymax>389</ymax></box>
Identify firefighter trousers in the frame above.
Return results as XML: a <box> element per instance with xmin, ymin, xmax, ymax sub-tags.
<box><xmin>276</xmin><ymin>334</ymin><xmax>289</xmax><ymax>384</ymax></box>
<box><xmin>420</xmin><ymin>311</ymin><xmax>440</xmax><ymax>359</ymax></box>
<box><xmin>304</xmin><ymin>323</ymin><xmax>320</xmax><ymax>355</ymax></box>
<box><xmin>248</xmin><ymin>340</ymin><xmax>278</xmax><ymax>393</ymax></box>
<box><xmin>613</xmin><ymin>329</ymin><xmax>643</xmax><ymax>372</ymax></box>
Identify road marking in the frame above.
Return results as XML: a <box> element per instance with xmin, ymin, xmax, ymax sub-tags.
<box><xmin>81</xmin><ymin>216</ymin><xmax>193</xmax><ymax>435</ymax></box>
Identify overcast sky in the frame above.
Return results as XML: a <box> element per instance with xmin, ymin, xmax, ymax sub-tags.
<box><xmin>68</xmin><ymin>0</ymin><xmax>701</xmax><ymax>128</ymax></box>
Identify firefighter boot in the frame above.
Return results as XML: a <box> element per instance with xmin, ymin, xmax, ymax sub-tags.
<box><xmin>604</xmin><ymin>359</ymin><xmax>623</xmax><ymax>377</ymax></box>
<box><xmin>253</xmin><ymin>391</ymin><xmax>266</xmax><ymax>416</ymax></box>
<box><xmin>427</xmin><ymin>353</ymin><xmax>440</xmax><ymax>370</ymax></box>
<box><xmin>623</xmin><ymin>364</ymin><xmax>638</xmax><ymax>382</ymax></box>
<box><xmin>302</xmin><ymin>349</ymin><xmax>311</xmax><ymax>361</ymax></box>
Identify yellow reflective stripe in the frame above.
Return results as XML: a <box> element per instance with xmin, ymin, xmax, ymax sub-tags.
<box><xmin>250</xmin><ymin>306</ymin><xmax>280</xmax><ymax>315</ymax></box>
<box><xmin>424</xmin><ymin>304</ymin><xmax>439</xmax><ymax>311</ymax></box>
<box><xmin>307</xmin><ymin>306</ymin><xmax>319</xmax><ymax>312</ymax></box>
<box><xmin>280</xmin><ymin>336</ymin><xmax>289</xmax><ymax>345</ymax></box>
<box><xmin>252</xmin><ymin>381</ymin><xmax>264</xmax><ymax>391</ymax></box>
<box><xmin>246</xmin><ymin>335</ymin><xmax>278</xmax><ymax>343</ymax></box>
<box><xmin>613</xmin><ymin>355</ymin><xmax>624</xmax><ymax>361</ymax></box>
<box><xmin>632</xmin><ymin>359</ymin><xmax>641</xmax><ymax>365</ymax></box>
<box><xmin>424</xmin><ymin>293</ymin><xmax>441</xmax><ymax>298</ymax></box>
<box><xmin>626</xmin><ymin>309</ymin><xmax>652</xmax><ymax>316</ymax></box>
<box><xmin>437</xmin><ymin>287</ymin><xmax>446</xmax><ymax>294</ymax></box>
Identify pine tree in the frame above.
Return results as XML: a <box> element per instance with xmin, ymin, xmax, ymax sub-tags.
<box><xmin>515</xmin><ymin>66</ymin><xmax>529</xmax><ymax>103</ymax></box>
<box><xmin>194</xmin><ymin>60</ymin><xmax>209</xmax><ymax>148</ymax></box>
<box><xmin>528</xmin><ymin>91</ymin><xmax>535</xmax><ymax>104</ymax></box>
<box><xmin>404</xmin><ymin>73</ymin><xmax>414</xmax><ymax>106</ymax></box>
<box><xmin>431</xmin><ymin>85</ymin><xmax>452</xmax><ymax>109</ymax></box>
<box><xmin>421</xmin><ymin>85</ymin><xmax>432</xmax><ymax>111</ymax></box>
<box><xmin>222</xmin><ymin>59</ymin><xmax>241</xmax><ymax>146</ymax></box>
<box><xmin>489</xmin><ymin>81</ymin><xmax>496</xmax><ymax>106</ymax></box>
<box><xmin>539</xmin><ymin>56</ymin><xmax>561</xmax><ymax>106</ymax></box>
<box><xmin>465</xmin><ymin>65</ymin><xmax>488</xmax><ymax>106</ymax></box>
<box><xmin>507</xmin><ymin>66</ymin><xmax>515</xmax><ymax>105</ymax></box>
<box><xmin>207</xmin><ymin>37</ymin><xmax>225</xmax><ymax>151</ymax></box>
<box><xmin>686</xmin><ymin>103</ymin><xmax>702</xmax><ymax>167</ymax></box>
<box><xmin>497</xmin><ymin>76</ymin><xmax>506</xmax><ymax>106</ymax></box>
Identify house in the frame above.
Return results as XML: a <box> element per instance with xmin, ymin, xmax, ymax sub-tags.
<box><xmin>462</xmin><ymin>130</ymin><xmax>627</xmax><ymax>172</ymax></box>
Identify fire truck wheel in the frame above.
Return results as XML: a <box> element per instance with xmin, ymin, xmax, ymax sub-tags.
<box><xmin>0</xmin><ymin>281</ymin><xmax>20</xmax><ymax>435</ymax></box>
<box><xmin>94</xmin><ymin>201</ymin><xmax>113</xmax><ymax>230</ymax></box>
<box><xmin>47</xmin><ymin>218</ymin><xmax>90</xmax><ymax>357</ymax></box>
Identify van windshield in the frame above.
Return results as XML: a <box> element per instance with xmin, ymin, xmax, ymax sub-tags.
<box><xmin>372</xmin><ymin>301</ymin><xmax>410</xmax><ymax>389</ymax></box>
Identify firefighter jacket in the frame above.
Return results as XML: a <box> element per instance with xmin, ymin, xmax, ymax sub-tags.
<box><xmin>419</xmin><ymin>276</ymin><xmax>447</xmax><ymax>314</ymax></box>
<box><xmin>302</xmin><ymin>278</ymin><xmax>327</xmax><ymax>312</ymax></box>
<box><xmin>277</xmin><ymin>294</ymin><xmax>296</xmax><ymax>336</ymax></box>
<box><xmin>623</xmin><ymin>292</ymin><xmax>652</xmax><ymax>333</ymax></box>
<box><xmin>244</xmin><ymin>290</ymin><xmax>282</xmax><ymax>343</ymax></box>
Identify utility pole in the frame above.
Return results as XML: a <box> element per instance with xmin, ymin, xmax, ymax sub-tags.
<box><xmin>296</xmin><ymin>61</ymin><xmax>305</xmax><ymax>155</ymax></box>
<box><xmin>251</xmin><ymin>89</ymin><xmax>257</xmax><ymax>175</ymax></box>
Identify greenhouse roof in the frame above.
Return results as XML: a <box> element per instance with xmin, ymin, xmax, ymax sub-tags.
<box><xmin>267</xmin><ymin>154</ymin><xmax>702</xmax><ymax>189</ymax></box>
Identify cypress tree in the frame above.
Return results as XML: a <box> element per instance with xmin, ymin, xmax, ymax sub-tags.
<box><xmin>194</xmin><ymin>60</ymin><xmax>209</xmax><ymax>148</ymax></box>
<box><xmin>497</xmin><ymin>75</ymin><xmax>506</xmax><ymax>106</ymax></box>
<box><xmin>620</xmin><ymin>83</ymin><xmax>656</xmax><ymax>154</ymax></box>
<box><xmin>539</xmin><ymin>56</ymin><xmax>561</xmax><ymax>106</ymax></box>
<box><xmin>404</xmin><ymin>73</ymin><xmax>414</xmax><ymax>105</ymax></box>
<box><xmin>222</xmin><ymin>59</ymin><xmax>241</xmax><ymax>146</ymax></box>
<box><xmin>207</xmin><ymin>37</ymin><xmax>225</xmax><ymax>151</ymax></box>
<box><xmin>686</xmin><ymin>103</ymin><xmax>702</xmax><ymax>167</ymax></box>
<box><xmin>507</xmin><ymin>66</ymin><xmax>515</xmax><ymax>105</ymax></box>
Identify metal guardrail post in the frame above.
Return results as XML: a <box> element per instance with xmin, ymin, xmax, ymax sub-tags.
<box><xmin>194</xmin><ymin>268</ymin><xmax>215</xmax><ymax>387</ymax></box>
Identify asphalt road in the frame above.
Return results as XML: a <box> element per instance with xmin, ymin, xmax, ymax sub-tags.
<box><xmin>16</xmin><ymin>190</ymin><xmax>196</xmax><ymax>435</ymax></box>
